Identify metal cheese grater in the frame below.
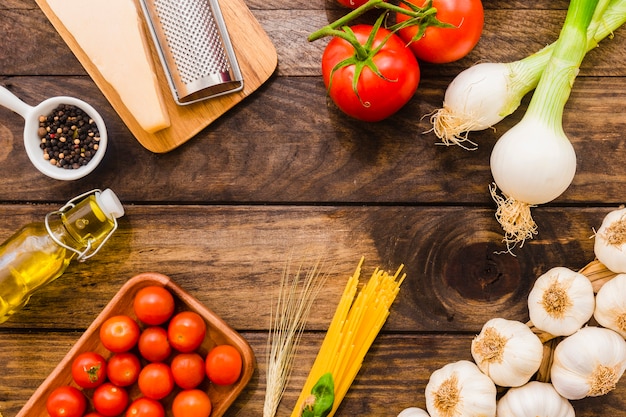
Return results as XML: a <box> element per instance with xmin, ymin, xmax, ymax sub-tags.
<box><xmin>139</xmin><ymin>0</ymin><xmax>244</xmax><ymax>105</ymax></box>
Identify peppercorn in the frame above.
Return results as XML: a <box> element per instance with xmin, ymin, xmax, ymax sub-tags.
<box><xmin>38</xmin><ymin>104</ymin><xmax>100</xmax><ymax>170</ymax></box>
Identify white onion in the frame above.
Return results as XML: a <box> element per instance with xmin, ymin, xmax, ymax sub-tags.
<box><xmin>490</xmin><ymin>118</ymin><xmax>577</xmax><ymax>206</ymax></box>
<box><xmin>430</xmin><ymin>63</ymin><xmax>524</xmax><ymax>149</ymax></box>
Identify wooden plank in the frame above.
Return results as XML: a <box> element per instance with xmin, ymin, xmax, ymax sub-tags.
<box><xmin>0</xmin><ymin>75</ymin><xmax>626</xmax><ymax>204</ymax></box>
<box><xmin>2</xmin><ymin>7</ymin><xmax>626</xmax><ymax>78</ymax></box>
<box><xmin>1</xmin><ymin>2</ymin><xmax>626</xmax><ymax>417</ymax></box>
<box><xmin>2</xmin><ymin>332</ymin><xmax>626</xmax><ymax>417</ymax></box>
<box><xmin>0</xmin><ymin>204</ymin><xmax>605</xmax><ymax>331</ymax></box>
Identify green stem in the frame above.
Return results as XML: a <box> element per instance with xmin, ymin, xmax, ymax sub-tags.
<box><xmin>524</xmin><ymin>0</ymin><xmax>600</xmax><ymax>130</ymax></box>
<box><xmin>591</xmin><ymin>0</ymin><xmax>626</xmax><ymax>41</ymax></box>
<box><xmin>325</xmin><ymin>26</ymin><xmax>371</xmax><ymax>59</ymax></box>
<box><xmin>308</xmin><ymin>0</ymin><xmax>437</xmax><ymax>42</ymax></box>
<box><xmin>501</xmin><ymin>0</ymin><xmax>626</xmax><ymax>116</ymax></box>
<box><xmin>587</xmin><ymin>0</ymin><xmax>613</xmax><ymax>42</ymax></box>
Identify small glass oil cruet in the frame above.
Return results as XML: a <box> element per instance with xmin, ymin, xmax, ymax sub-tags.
<box><xmin>0</xmin><ymin>189</ymin><xmax>124</xmax><ymax>323</ymax></box>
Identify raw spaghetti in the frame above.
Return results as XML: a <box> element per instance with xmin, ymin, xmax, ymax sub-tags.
<box><xmin>291</xmin><ymin>257</ymin><xmax>406</xmax><ymax>417</ymax></box>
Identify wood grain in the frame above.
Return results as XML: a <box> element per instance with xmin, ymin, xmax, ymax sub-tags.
<box><xmin>0</xmin><ymin>204</ymin><xmax>603</xmax><ymax>332</ymax></box>
<box><xmin>2</xmin><ymin>0</ymin><xmax>626</xmax><ymax>416</ymax></box>
<box><xmin>2</xmin><ymin>332</ymin><xmax>626</xmax><ymax>416</ymax></box>
<box><xmin>35</xmin><ymin>0</ymin><xmax>278</xmax><ymax>153</ymax></box>
<box><xmin>15</xmin><ymin>272</ymin><xmax>255</xmax><ymax>417</ymax></box>
<box><xmin>1</xmin><ymin>75</ymin><xmax>626</xmax><ymax>204</ymax></box>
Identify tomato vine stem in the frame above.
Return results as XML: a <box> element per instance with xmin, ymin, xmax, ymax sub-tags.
<box><xmin>326</xmin><ymin>12</ymin><xmax>396</xmax><ymax>98</ymax></box>
<box><xmin>308</xmin><ymin>0</ymin><xmax>443</xmax><ymax>44</ymax></box>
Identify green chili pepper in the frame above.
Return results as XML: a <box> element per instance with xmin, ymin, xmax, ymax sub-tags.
<box><xmin>301</xmin><ymin>372</ymin><xmax>334</xmax><ymax>417</ymax></box>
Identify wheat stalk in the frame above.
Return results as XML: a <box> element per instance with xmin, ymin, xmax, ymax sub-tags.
<box><xmin>263</xmin><ymin>256</ymin><xmax>329</xmax><ymax>417</ymax></box>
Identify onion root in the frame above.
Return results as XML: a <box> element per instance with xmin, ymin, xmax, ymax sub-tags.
<box><xmin>428</xmin><ymin>106</ymin><xmax>480</xmax><ymax>150</ymax></box>
<box><xmin>490</xmin><ymin>183</ymin><xmax>538</xmax><ymax>253</ymax></box>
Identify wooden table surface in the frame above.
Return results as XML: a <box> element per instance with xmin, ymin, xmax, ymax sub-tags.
<box><xmin>2</xmin><ymin>0</ymin><xmax>626</xmax><ymax>415</ymax></box>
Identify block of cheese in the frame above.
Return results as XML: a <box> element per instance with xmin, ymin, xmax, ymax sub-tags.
<box><xmin>46</xmin><ymin>0</ymin><xmax>170</xmax><ymax>133</ymax></box>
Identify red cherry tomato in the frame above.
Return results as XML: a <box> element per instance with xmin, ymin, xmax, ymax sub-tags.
<box><xmin>321</xmin><ymin>24</ymin><xmax>419</xmax><ymax>122</ymax></box>
<box><xmin>93</xmin><ymin>382</ymin><xmax>130</xmax><ymax>417</ymax></box>
<box><xmin>172</xmin><ymin>389</ymin><xmax>212</xmax><ymax>417</ymax></box>
<box><xmin>100</xmin><ymin>315</ymin><xmax>140</xmax><ymax>353</ymax></box>
<box><xmin>396</xmin><ymin>0</ymin><xmax>484</xmax><ymax>63</ymax></box>
<box><xmin>133</xmin><ymin>286</ymin><xmax>175</xmax><ymax>326</ymax></box>
<box><xmin>138</xmin><ymin>326</ymin><xmax>172</xmax><ymax>362</ymax></box>
<box><xmin>71</xmin><ymin>351</ymin><xmax>107</xmax><ymax>389</ymax></box>
<box><xmin>168</xmin><ymin>311</ymin><xmax>206</xmax><ymax>353</ymax></box>
<box><xmin>171</xmin><ymin>352</ymin><xmax>206</xmax><ymax>389</ymax></box>
<box><xmin>106</xmin><ymin>352</ymin><xmax>142</xmax><ymax>387</ymax></box>
<box><xmin>46</xmin><ymin>386</ymin><xmax>87</xmax><ymax>417</ymax></box>
<box><xmin>84</xmin><ymin>413</ymin><xmax>105</xmax><ymax>417</ymax></box>
<box><xmin>205</xmin><ymin>344</ymin><xmax>243</xmax><ymax>386</ymax></box>
<box><xmin>125</xmin><ymin>397</ymin><xmax>166</xmax><ymax>417</ymax></box>
<box><xmin>138</xmin><ymin>362</ymin><xmax>175</xmax><ymax>400</ymax></box>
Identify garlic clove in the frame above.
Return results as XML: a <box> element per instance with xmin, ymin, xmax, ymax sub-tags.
<box><xmin>471</xmin><ymin>318</ymin><xmax>543</xmax><ymax>387</ymax></box>
<box><xmin>527</xmin><ymin>267</ymin><xmax>594</xmax><ymax>336</ymax></box>
<box><xmin>594</xmin><ymin>273</ymin><xmax>626</xmax><ymax>338</ymax></box>
<box><xmin>551</xmin><ymin>326</ymin><xmax>626</xmax><ymax>400</ymax></box>
<box><xmin>397</xmin><ymin>407</ymin><xmax>430</xmax><ymax>417</ymax></box>
<box><xmin>496</xmin><ymin>381</ymin><xmax>574</xmax><ymax>417</ymax></box>
<box><xmin>594</xmin><ymin>207</ymin><xmax>626</xmax><ymax>273</ymax></box>
<box><xmin>425</xmin><ymin>360</ymin><xmax>496</xmax><ymax>417</ymax></box>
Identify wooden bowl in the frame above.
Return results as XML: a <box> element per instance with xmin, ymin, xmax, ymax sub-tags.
<box><xmin>16</xmin><ymin>272</ymin><xmax>256</xmax><ymax>417</ymax></box>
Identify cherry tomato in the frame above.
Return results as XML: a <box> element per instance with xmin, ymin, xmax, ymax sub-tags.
<box><xmin>100</xmin><ymin>314</ymin><xmax>140</xmax><ymax>353</ymax></box>
<box><xmin>106</xmin><ymin>352</ymin><xmax>142</xmax><ymax>387</ymax></box>
<box><xmin>138</xmin><ymin>362</ymin><xmax>175</xmax><ymax>400</ymax></box>
<box><xmin>168</xmin><ymin>311</ymin><xmax>206</xmax><ymax>353</ymax></box>
<box><xmin>126</xmin><ymin>397</ymin><xmax>166</xmax><ymax>417</ymax></box>
<box><xmin>321</xmin><ymin>24</ymin><xmax>419</xmax><ymax>122</ymax></box>
<box><xmin>93</xmin><ymin>382</ymin><xmax>130</xmax><ymax>417</ymax></box>
<box><xmin>84</xmin><ymin>413</ymin><xmax>105</xmax><ymax>417</ymax></box>
<box><xmin>138</xmin><ymin>326</ymin><xmax>172</xmax><ymax>362</ymax></box>
<box><xmin>46</xmin><ymin>385</ymin><xmax>87</xmax><ymax>417</ymax></box>
<box><xmin>205</xmin><ymin>344</ymin><xmax>242</xmax><ymax>385</ymax></box>
<box><xmin>71</xmin><ymin>351</ymin><xmax>107</xmax><ymax>389</ymax></box>
<box><xmin>171</xmin><ymin>352</ymin><xmax>206</xmax><ymax>389</ymax></box>
<box><xmin>172</xmin><ymin>389</ymin><xmax>212</xmax><ymax>417</ymax></box>
<box><xmin>337</xmin><ymin>0</ymin><xmax>384</xmax><ymax>7</ymax></box>
<box><xmin>396</xmin><ymin>0</ymin><xmax>484</xmax><ymax>63</ymax></box>
<box><xmin>133</xmin><ymin>286</ymin><xmax>175</xmax><ymax>326</ymax></box>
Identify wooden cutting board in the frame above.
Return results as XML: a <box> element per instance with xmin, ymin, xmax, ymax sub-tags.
<box><xmin>36</xmin><ymin>0</ymin><xmax>277</xmax><ymax>153</ymax></box>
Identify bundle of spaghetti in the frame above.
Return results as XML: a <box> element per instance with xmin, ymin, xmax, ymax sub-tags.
<box><xmin>290</xmin><ymin>257</ymin><xmax>406</xmax><ymax>417</ymax></box>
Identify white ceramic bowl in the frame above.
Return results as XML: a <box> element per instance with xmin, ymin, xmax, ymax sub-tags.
<box><xmin>0</xmin><ymin>86</ymin><xmax>107</xmax><ymax>181</ymax></box>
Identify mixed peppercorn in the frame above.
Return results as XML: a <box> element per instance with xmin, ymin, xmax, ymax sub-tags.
<box><xmin>38</xmin><ymin>104</ymin><xmax>100</xmax><ymax>169</ymax></box>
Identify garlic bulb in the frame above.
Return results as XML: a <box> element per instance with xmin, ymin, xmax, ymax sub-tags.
<box><xmin>471</xmin><ymin>318</ymin><xmax>543</xmax><ymax>387</ymax></box>
<box><xmin>425</xmin><ymin>360</ymin><xmax>496</xmax><ymax>417</ymax></box>
<box><xmin>397</xmin><ymin>407</ymin><xmax>430</xmax><ymax>417</ymax></box>
<box><xmin>551</xmin><ymin>326</ymin><xmax>626</xmax><ymax>400</ymax></box>
<box><xmin>594</xmin><ymin>207</ymin><xmax>626</xmax><ymax>273</ymax></box>
<box><xmin>527</xmin><ymin>266</ymin><xmax>594</xmax><ymax>336</ymax></box>
<box><xmin>496</xmin><ymin>381</ymin><xmax>574</xmax><ymax>417</ymax></box>
<box><xmin>594</xmin><ymin>273</ymin><xmax>626</xmax><ymax>338</ymax></box>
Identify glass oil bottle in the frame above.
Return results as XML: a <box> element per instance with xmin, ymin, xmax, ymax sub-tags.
<box><xmin>0</xmin><ymin>189</ymin><xmax>124</xmax><ymax>323</ymax></box>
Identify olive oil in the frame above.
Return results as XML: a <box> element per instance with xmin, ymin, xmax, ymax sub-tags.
<box><xmin>0</xmin><ymin>189</ymin><xmax>124</xmax><ymax>323</ymax></box>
